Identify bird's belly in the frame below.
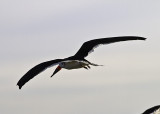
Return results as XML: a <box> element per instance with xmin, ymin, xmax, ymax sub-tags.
<box><xmin>64</xmin><ymin>61</ymin><xmax>88</xmax><ymax>70</ymax></box>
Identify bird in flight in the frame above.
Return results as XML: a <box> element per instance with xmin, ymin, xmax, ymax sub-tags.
<box><xmin>17</xmin><ymin>36</ymin><xmax>146</xmax><ymax>89</ymax></box>
<box><xmin>142</xmin><ymin>105</ymin><xmax>160</xmax><ymax>114</ymax></box>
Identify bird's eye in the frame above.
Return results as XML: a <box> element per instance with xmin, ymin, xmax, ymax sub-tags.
<box><xmin>61</xmin><ymin>62</ymin><xmax>65</xmax><ymax>66</ymax></box>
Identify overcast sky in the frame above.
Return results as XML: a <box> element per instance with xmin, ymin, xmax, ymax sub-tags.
<box><xmin>1</xmin><ymin>0</ymin><xmax>160</xmax><ymax>114</ymax></box>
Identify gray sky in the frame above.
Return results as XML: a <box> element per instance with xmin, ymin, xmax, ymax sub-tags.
<box><xmin>1</xmin><ymin>0</ymin><xmax>160</xmax><ymax>114</ymax></box>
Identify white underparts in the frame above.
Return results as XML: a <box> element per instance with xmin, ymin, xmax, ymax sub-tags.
<box><xmin>59</xmin><ymin>60</ymin><xmax>102</xmax><ymax>70</ymax></box>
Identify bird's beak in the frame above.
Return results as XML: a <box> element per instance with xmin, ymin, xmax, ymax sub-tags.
<box><xmin>51</xmin><ymin>66</ymin><xmax>62</xmax><ymax>77</ymax></box>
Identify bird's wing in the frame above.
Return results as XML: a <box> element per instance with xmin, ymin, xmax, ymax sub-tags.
<box><xmin>17</xmin><ymin>59</ymin><xmax>63</xmax><ymax>89</ymax></box>
<box><xmin>142</xmin><ymin>105</ymin><xmax>160</xmax><ymax>114</ymax></box>
<box><xmin>74</xmin><ymin>36</ymin><xmax>146</xmax><ymax>58</ymax></box>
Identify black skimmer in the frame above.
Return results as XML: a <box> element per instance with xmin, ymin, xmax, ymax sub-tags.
<box><xmin>142</xmin><ymin>105</ymin><xmax>160</xmax><ymax>114</ymax></box>
<box><xmin>17</xmin><ymin>36</ymin><xmax>146</xmax><ymax>89</ymax></box>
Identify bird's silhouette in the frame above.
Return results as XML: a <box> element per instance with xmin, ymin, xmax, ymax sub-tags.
<box><xmin>17</xmin><ymin>36</ymin><xmax>146</xmax><ymax>89</ymax></box>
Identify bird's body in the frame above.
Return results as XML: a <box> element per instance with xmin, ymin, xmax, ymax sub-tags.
<box><xmin>17</xmin><ymin>36</ymin><xmax>146</xmax><ymax>89</ymax></box>
<box><xmin>60</xmin><ymin>60</ymin><xmax>90</xmax><ymax>70</ymax></box>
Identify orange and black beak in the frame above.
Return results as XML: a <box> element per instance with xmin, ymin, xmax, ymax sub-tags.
<box><xmin>51</xmin><ymin>66</ymin><xmax>62</xmax><ymax>77</ymax></box>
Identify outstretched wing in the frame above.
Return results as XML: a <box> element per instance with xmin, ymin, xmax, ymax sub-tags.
<box><xmin>17</xmin><ymin>59</ymin><xmax>63</xmax><ymax>89</ymax></box>
<box><xmin>142</xmin><ymin>105</ymin><xmax>160</xmax><ymax>114</ymax></box>
<box><xmin>74</xmin><ymin>36</ymin><xmax>146</xmax><ymax>58</ymax></box>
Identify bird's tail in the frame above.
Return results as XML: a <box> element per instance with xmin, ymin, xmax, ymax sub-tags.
<box><xmin>89</xmin><ymin>62</ymin><xmax>104</xmax><ymax>66</ymax></box>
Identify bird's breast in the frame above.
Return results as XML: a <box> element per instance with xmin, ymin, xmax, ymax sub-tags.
<box><xmin>63</xmin><ymin>60</ymin><xmax>88</xmax><ymax>70</ymax></box>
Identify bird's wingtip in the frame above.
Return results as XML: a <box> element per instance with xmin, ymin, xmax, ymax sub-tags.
<box><xmin>19</xmin><ymin>86</ymin><xmax>22</xmax><ymax>89</ymax></box>
<box><xmin>139</xmin><ymin>37</ymin><xmax>147</xmax><ymax>40</ymax></box>
<box><xmin>138</xmin><ymin>36</ymin><xmax>147</xmax><ymax>40</ymax></box>
<box><xmin>143</xmin><ymin>37</ymin><xmax>147</xmax><ymax>40</ymax></box>
<box><xmin>17</xmin><ymin>83</ymin><xmax>22</xmax><ymax>89</ymax></box>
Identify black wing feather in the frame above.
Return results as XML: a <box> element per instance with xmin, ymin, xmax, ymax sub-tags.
<box><xmin>74</xmin><ymin>36</ymin><xmax>146</xmax><ymax>58</ymax></box>
<box><xmin>17</xmin><ymin>59</ymin><xmax>62</xmax><ymax>89</ymax></box>
<box><xmin>142</xmin><ymin>105</ymin><xmax>160</xmax><ymax>114</ymax></box>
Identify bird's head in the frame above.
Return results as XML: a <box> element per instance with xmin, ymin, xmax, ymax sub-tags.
<box><xmin>59</xmin><ymin>62</ymin><xmax>66</xmax><ymax>68</ymax></box>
